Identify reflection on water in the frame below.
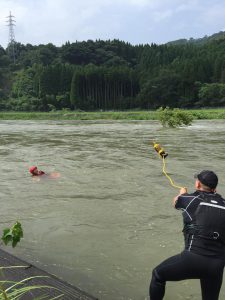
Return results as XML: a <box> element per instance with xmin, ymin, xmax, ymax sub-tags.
<box><xmin>0</xmin><ymin>119</ymin><xmax>225</xmax><ymax>300</ymax></box>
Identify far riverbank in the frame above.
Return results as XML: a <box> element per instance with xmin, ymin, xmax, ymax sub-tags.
<box><xmin>0</xmin><ymin>109</ymin><xmax>224</xmax><ymax>120</ymax></box>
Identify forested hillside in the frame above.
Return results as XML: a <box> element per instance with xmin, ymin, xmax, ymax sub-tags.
<box><xmin>1</xmin><ymin>34</ymin><xmax>225</xmax><ymax>111</ymax></box>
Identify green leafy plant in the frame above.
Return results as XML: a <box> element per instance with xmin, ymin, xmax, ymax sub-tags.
<box><xmin>0</xmin><ymin>224</ymin><xmax>64</xmax><ymax>299</ymax></box>
<box><xmin>2</xmin><ymin>222</ymin><xmax>23</xmax><ymax>248</ymax></box>
<box><xmin>157</xmin><ymin>107</ymin><xmax>193</xmax><ymax>127</ymax></box>
<box><xmin>0</xmin><ymin>269</ymin><xmax>64</xmax><ymax>299</ymax></box>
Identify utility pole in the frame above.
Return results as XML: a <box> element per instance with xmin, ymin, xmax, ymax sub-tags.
<box><xmin>6</xmin><ymin>11</ymin><xmax>16</xmax><ymax>63</ymax></box>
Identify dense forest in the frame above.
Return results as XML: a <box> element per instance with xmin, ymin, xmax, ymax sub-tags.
<box><xmin>1</xmin><ymin>31</ymin><xmax>225</xmax><ymax>111</ymax></box>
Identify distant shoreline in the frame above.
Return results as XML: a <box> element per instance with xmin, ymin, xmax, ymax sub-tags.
<box><xmin>0</xmin><ymin>109</ymin><xmax>224</xmax><ymax>120</ymax></box>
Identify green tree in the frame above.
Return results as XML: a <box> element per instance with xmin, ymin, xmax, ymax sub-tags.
<box><xmin>157</xmin><ymin>107</ymin><xmax>193</xmax><ymax>127</ymax></box>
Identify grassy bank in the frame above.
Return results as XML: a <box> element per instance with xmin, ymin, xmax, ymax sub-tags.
<box><xmin>0</xmin><ymin>109</ymin><xmax>225</xmax><ymax>120</ymax></box>
<box><xmin>0</xmin><ymin>111</ymin><xmax>158</xmax><ymax>120</ymax></box>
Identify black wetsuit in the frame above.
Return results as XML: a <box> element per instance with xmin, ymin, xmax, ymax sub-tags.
<box><xmin>149</xmin><ymin>190</ymin><xmax>225</xmax><ymax>300</ymax></box>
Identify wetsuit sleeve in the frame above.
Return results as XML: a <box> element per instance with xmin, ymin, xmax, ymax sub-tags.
<box><xmin>175</xmin><ymin>194</ymin><xmax>188</xmax><ymax>210</ymax></box>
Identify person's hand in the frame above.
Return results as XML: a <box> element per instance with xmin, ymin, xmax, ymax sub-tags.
<box><xmin>179</xmin><ymin>187</ymin><xmax>187</xmax><ymax>194</ymax></box>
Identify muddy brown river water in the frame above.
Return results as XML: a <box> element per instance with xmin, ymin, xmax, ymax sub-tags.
<box><xmin>0</xmin><ymin>119</ymin><xmax>225</xmax><ymax>300</ymax></box>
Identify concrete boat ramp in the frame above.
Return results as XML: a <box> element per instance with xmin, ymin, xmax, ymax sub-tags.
<box><xmin>0</xmin><ymin>248</ymin><xmax>98</xmax><ymax>299</ymax></box>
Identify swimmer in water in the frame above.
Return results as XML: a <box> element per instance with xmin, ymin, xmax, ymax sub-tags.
<box><xmin>29</xmin><ymin>165</ymin><xmax>60</xmax><ymax>180</ymax></box>
<box><xmin>29</xmin><ymin>166</ymin><xmax>45</xmax><ymax>176</ymax></box>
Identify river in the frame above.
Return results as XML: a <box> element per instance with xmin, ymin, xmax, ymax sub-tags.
<box><xmin>0</xmin><ymin>119</ymin><xmax>225</xmax><ymax>300</ymax></box>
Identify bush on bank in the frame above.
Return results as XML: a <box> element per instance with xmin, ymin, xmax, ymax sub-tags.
<box><xmin>157</xmin><ymin>107</ymin><xmax>194</xmax><ymax>127</ymax></box>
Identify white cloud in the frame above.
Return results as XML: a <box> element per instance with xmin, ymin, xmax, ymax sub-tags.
<box><xmin>175</xmin><ymin>0</ymin><xmax>200</xmax><ymax>13</ymax></box>
<box><xmin>0</xmin><ymin>0</ymin><xmax>225</xmax><ymax>48</ymax></box>
<box><xmin>153</xmin><ymin>9</ymin><xmax>173</xmax><ymax>22</ymax></box>
<box><xmin>200</xmin><ymin>3</ymin><xmax>225</xmax><ymax>25</ymax></box>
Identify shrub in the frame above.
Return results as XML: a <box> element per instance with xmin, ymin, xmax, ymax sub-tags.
<box><xmin>157</xmin><ymin>107</ymin><xmax>193</xmax><ymax>127</ymax></box>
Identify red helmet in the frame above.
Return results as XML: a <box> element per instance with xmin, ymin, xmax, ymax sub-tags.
<box><xmin>29</xmin><ymin>166</ymin><xmax>37</xmax><ymax>174</ymax></box>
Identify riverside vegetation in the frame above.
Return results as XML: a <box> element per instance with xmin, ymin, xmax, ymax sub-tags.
<box><xmin>0</xmin><ymin>108</ymin><xmax>225</xmax><ymax>121</ymax></box>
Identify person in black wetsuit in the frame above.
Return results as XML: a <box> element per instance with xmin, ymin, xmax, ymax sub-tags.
<box><xmin>149</xmin><ymin>170</ymin><xmax>225</xmax><ymax>300</ymax></box>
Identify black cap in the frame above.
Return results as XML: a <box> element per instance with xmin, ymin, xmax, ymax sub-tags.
<box><xmin>194</xmin><ymin>170</ymin><xmax>218</xmax><ymax>189</ymax></box>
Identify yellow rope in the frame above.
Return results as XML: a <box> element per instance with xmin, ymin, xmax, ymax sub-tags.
<box><xmin>162</xmin><ymin>156</ymin><xmax>184</xmax><ymax>189</ymax></box>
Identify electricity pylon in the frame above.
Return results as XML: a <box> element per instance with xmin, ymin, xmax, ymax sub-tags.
<box><xmin>6</xmin><ymin>11</ymin><xmax>16</xmax><ymax>63</ymax></box>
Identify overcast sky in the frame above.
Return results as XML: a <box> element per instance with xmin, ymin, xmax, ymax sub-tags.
<box><xmin>0</xmin><ymin>0</ymin><xmax>225</xmax><ymax>49</ymax></box>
